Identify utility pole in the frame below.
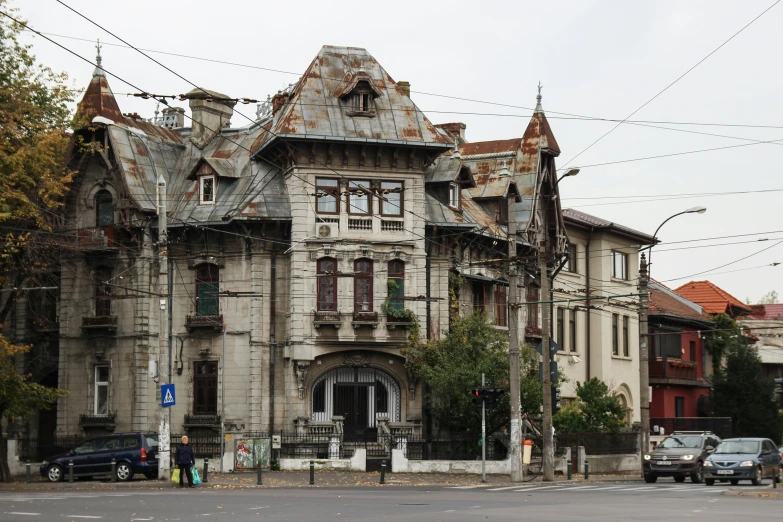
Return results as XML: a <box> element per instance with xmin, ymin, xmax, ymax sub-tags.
<box><xmin>157</xmin><ymin>173</ymin><xmax>171</xmax><ymax>480</ymax></box>
<box><xmin>540</xmin><ymin>244</ymin><xmax>554</xmax><ymax>481</ymax></box>
<box><xmin>508</xmin><ymin>193</ymin><xmax>523</xmax><ymax>482</ymax></box>
<box><xmin>481</xmin><ymin>373</ymin><xmax>486</xmax><ymax>483</ymax></box>
<box><xmin>638</xmin><ymin>253</ymin><xmax>650</xmax><ymax>472</ymax></box>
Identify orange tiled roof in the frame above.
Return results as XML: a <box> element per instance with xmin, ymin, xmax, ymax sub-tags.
<box><xmin>674</xmin><ymin>280</ymin><xmax>752</xmax><ymax>317</ymax></box>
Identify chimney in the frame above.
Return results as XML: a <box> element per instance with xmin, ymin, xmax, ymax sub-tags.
<box><xmin>435</xmin><ymin>122</ymin><xmax>467</xmax><ymax>143</ymax></box>
<box><xmin>397</xmin><ymin>81</ymin><xmax>411</xmax><ymax>97</ymax></box>
<box><xmin>186</xmin><ymin>88</ymin><xmax>236</xmax><ymax>149</ymax></box>
<box><xmin>160</xmin><ymin>106</ymin><xmax>185</xmax><ymax>129</ymax></box>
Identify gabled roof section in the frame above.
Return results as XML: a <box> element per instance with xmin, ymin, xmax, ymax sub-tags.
<box><xmin>256</xmin><ymin>46</ymin><xmax>452</xmax><ymax>153</ymax></box>
<box><xmin>648</xmin><ymin>279</ymin><xmax>713</xmax><ymax>326</ymax></box>
<box><xmin>186</xmin><ymin>157</ymin><xmax>240</xmax><ymax>180</ymax></box>
<box><xmin>424</xmin><ymin>155</ymin><xmax>476</xmax><ymax>187</ymax></box>
<box><xmin>331</xmin><ymin>71</ymin><xmax>383</xmax><ymax>99</ymax></box>
<box><xmin>563</xmin><ymin>208</ymin><xmax>656</xmax><ymax>244</ymax></box>
<box><xmin>674</xmin><ymin>280</ymin><xmax>753</xmax><ymax>317</ymax></box>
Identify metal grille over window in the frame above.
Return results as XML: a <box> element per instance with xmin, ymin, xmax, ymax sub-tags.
<box><xmin>194</xmin><ymin>361</ymin><xmax>218</xmax><ymax>415</ymax></box>
<box><xmin>196</xmin><ymin>265</ymin><xmax>219</xmax><ymax>316</ymax></box>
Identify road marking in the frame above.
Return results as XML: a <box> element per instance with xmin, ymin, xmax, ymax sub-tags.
<box><xmin>6</xmin><ymin>513</ymin><xmax>41</xmax><ymax>516</ymax></box>
<box><xmin>449</xmin><ymin>485</ymin><xmax>483</xmax><ymax>489</ymax></box>
<box><xmin>64</xmin><ymin>517</ymin><xmax>103</xmax><ymax>519</ymax></box>
<box><xmin>616</xmin><ymin>487</ymin><xmax>658</xmax><ymax>491</ymax></box>
<box><xmin>487</xmin><ymin>486</ymin><xmax>527</xmax><ymax>491</ymax></box>
<box><xmin>511</xmin><ymin>486</ymin><xmax>550</xmax><ymax>492</ymax></box>
<box><xmin>595</xmin><ymin>486</ymin><xmax>625</xmax><ymax>490</ymax></box>
<box><xmin>564</xmin><ymin>485</ymin><xmax>600</xmax><ymax>490</ymax></box>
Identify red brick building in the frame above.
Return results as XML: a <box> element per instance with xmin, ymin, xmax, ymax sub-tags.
<box><xmin>648</xmin><ymin>281</ymin><xmax>714</xmax><ymax>419</ymax></box>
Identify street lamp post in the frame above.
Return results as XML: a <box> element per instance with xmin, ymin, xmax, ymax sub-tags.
<box><xmin>638</xmin><ymin>206</ymin><xmax>706</xmax><ymax>474</ymax></box>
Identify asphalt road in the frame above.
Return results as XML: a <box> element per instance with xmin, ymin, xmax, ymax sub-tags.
<box><xmin>0</xmin><ymin>480</ymin><xmax>779</xmax><ymax>521</ymax></box>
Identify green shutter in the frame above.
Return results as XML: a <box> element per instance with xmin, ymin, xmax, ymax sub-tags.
<box><xmin>198</xmin><ymin>282</ymin><xmax>219</xmax><ymax>315</ymax></box>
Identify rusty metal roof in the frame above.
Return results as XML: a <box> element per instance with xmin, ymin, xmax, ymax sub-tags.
<box><xmin>562</xmin><ymin>208</ymin><xmax>655</xmax><ymax>243</ymax></box>
<box><xmin>255</xmin><ymin>46</ymin><xmax>453</xmax><ymax>154</ymax></box>
<box><xmin>424</xmin><ymin>155</ymin><xmax>476</xmax><ymax>187</ymax></box>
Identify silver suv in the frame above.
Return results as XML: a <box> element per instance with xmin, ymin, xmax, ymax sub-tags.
<box><xmin>643</xmin><ymin>431</ymin><xmax>720</xmax><ymax>484</ymax></box>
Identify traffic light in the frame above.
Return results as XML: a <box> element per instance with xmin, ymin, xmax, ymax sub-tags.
<box><xmin>472</xmin><ymin>387</ymin><xmax>506</xmax><ymax>408</ymax></box>
<box><xmin>552</xmin><ymin>386</ymin><xmax>562</xmax><ymax>414</ymax></box>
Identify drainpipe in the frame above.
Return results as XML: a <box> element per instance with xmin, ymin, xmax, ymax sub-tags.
<box><xmin>269</xmin><ymin>250</ymin><xmax>276</xmax><ymax>434</ymax></box>
<box><xmin>424</xmin><ymin>235</ymin><xmax>434</xmax><ymax>439</ymax></box>
<box><xmin>585</xmin><ymin>227</ymin><xmax>594</xmax><ymax>380</ymax></box>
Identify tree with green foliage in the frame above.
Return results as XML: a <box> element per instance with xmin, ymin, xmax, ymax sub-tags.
<box><xmin>711</xmin><ymin>342</ymin><xmax>783</xmax><ymax>442</ymax></box>
<box><xmin>403</xmin><ymin>310</ymin><xmax>542</xmax><ymax>435</ymax></box>
<box><xmin>553</xmin><ymin>378</ymin><xmax>626</xmax><ymax>433</ymax></box>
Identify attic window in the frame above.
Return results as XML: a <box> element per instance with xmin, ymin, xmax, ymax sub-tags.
<box><xmin>346</xmin><ymin>84</ymin><xmax>376</xmax><ymax>117</ymax></box>
<box><xmin>449</xmin><ymin>183</ymin><xmax>460</xmax><ymax>209</ymax></box>
<box><xmin>200</xmin><ymin>175</ymin><xmax>216</xmax><ymax>205</ymax></box>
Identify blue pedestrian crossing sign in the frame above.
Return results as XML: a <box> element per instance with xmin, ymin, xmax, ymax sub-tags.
<box><xmin>161</xmin><ymin>384</ymin><xmax>176</xmax><ymax>408</ymax></box>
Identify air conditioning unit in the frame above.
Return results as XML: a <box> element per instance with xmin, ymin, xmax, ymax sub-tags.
<box><xmin>315</xmin><ymin>222</ymin><xmax>339</xmax><ymax>239</ymax></box>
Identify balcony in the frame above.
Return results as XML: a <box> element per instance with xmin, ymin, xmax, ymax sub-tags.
<box><xmin>352</xmin><ymin>311</ymin><xmax>379</xmax><ymax>329</ymax></box>
<box><xmin>185</xmin><ymin>314</ymin><xmax>223</xmax><ymax>332</ymax></box>
<box><xmin>525</xmin><ymin>325</ymin><xmax>542</xmax><ymax>338</ymax></box>
<box><xmin>313</xmin><ymin>311</ymin><xmax>342</xmax><ymax>329</ymax></box>
<box><xmin>77</xmin><ymin>226</ymin><xmax>119</xmax><ymax>252</ymax></box>
<box><xmin>184</xmin><ymin>414</ymin><xmax>221</xmax><ymax>430</ymax></box>
<box><xmin>81</xmin><ymin>315</ymin><xmax>118</xmax><ymax>332</ymax></box>
<box><xmin>649</xmin><ymin>358</ymin><xmax>699</xmax><ymax>381</ymax></box>
<box><xmin>79</xmin><ymin>413</ymin><xmax>116</xmax><ymax>433</ymax></box>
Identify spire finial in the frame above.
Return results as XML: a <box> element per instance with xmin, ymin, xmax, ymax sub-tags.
<box><xmin>92</xmin><ymin>38</ymin><xmax>105</xmax><ymax>78</ymax></box>
<box><xmin>535</xmin><ymin>81</ymin><xmax>543</xmax><ymax>113</ymax></box>
<box><xmin>451</xmin><ymin>137</ymin><xmax>461</xmax><ymax>159</ymax></box>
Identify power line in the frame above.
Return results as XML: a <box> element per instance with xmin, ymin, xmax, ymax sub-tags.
<box><xmin>565</xmin><ymin>188</ymin><xmax>783</xmax><ymax>201</ymax></box>
<box><xmin>558</xmin><ymin>0</ymin><xmax>782</xmax><ymax>169</ymax></box>
<box><xmin>661</xmin><ymin>239</ymin><xmax>783</xmax><ymax>282</ymax></box>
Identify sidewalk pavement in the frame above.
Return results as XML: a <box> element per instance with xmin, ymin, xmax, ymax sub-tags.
<box><xmin>722</xmin><ymin>486</ymin><xmax>783</xmax><ymax>500</ymax></box>
<box><xmin>1</xmin><ymin>470</ymin><xmax>642</xmax><ymax>491</ymax></box>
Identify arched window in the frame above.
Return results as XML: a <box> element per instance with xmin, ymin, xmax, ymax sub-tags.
<box><xmin>196</xmin><ymin>264</ymin><xmax>219</xmax><ymax>316</ymax></box>
<box><xmin>354</xmin><ymin>259</ymin><xmax>373</xmax><ymax>312</ymax></box>
<box><xmin>95</xmin><ymin>190</ymin><xmax>114</xmax><ymax>227</ymax></box>
<box><xmin>94</xmin><ymin>266</ymin><xmax>112</xmax><ymax>317</ymax></box>
<box><xmin>387</xmin><ymin>260</ymin><xmax>404</xmax><ymax>312</ymax></box>
<box><xmin>317</xmin><ymin>258</ymin><xmax>337</xmax><ymax>312</ymax></box>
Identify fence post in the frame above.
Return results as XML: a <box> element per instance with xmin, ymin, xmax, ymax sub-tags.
<box><xmin>26</xmin><ymin>462</ymin><xmax>31</xmax><ymax>483</ymax></box>
<box><xmin>111</xmin><ymin>458</ymin><xmax>116</xmax><ymax>482</ymax></box>
<box><xmin>380</xmin><ymin>460</ymin><xmax>386</xmax><ymax>484</ymax></box>
<box><xmin>203</xmin><ymin>458</ymin><xmax>209</xmax><ymax>483</ymax></box>
<box><xmin>257</xmin><ymin>464</ymin><xmax>263</xmax><ymax>486</ymax></box>
<box><xmin>567</xmin><ymin>459</ymin><xmax>571</xmax><ymax>481</ymax></box>
<box><xmin>584</xmin><ymin>459</ymin><xmax>589</xmax><ymax>480</ymax></box>
<box><xmin>309</xmin><ymin>460</ymin><xmax>314</xmax><ymax>485</ymax></box>
<box><xmin>68</xmin><ymin>460</ymin><xmax>74</xmax><ymax>483</ymax></box>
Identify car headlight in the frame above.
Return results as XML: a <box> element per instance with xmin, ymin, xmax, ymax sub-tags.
<box><xmin>739</xmin><ymin>460</ymin><xmax>756</xmax><ymax>467</ymax></box>
<box><xmin>682</xmin><ymin>455</ymin><xmax>694</xmax><ymax>461</ymax></box>
<box><xmin>704</xmin><ymin>460</ymin><xmax>714</xmax><ymax>467</ymax></box>
<box><xmin>644</xmin><ymin>454</ymin><xmax>651</xmax><ymax>461</ymax></box>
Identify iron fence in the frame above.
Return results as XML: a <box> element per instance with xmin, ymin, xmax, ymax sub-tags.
<box><xmin>555</xmin><ymin>432</ymin><xmax>639</xmax><ymax>455</ymax></box>
<box><xmin>403</xmin><ymin>434</ymin><xmax>509</xmax><ymax>461</ymax></box>
<box><xmin>277</xmin><ymin>432</ymin><xmax>334</xmax><ymax>459</ymax></box>
<box><xmin>650</xmin><ymin>417</ymin><xmax>732</xmax><ymax>439</ymax></box>
<box><xmin>170</xmin><ymin>433</ymin><xmax>222</xmax><ymax>458</ymax></box>
<box><xmin>14</xmin><ymin>435</ymin><xmax>86</xmax><ymax>462</ymax></box>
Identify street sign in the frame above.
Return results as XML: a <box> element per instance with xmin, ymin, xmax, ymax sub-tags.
<box><xmin>161</xmin><ymin>383</ymin><xmax>176</xmax><ymax>408</ymax></box>
<box><xmin>535</xmin><ymin>339</ymin><xmax>559</xmax><ymax>360</ymax></box>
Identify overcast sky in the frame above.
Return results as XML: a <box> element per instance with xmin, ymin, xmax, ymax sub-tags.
<box><xmin>17</xmin><ymin>0</ymin><xmax>783</xmax><ymax>305</ymax></box>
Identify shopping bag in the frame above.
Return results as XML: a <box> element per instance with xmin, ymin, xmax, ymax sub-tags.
<box><xmin>171</xmin><ymin>468</ymin><xmax>180</xmax><ymax>483</ymax></box>
<box><xmin>192</xmin><ymin>467</ymin><xmax>201</xmax><ymax>485</ymax></box>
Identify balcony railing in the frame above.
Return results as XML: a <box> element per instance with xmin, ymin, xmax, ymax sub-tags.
<box><xmin>79</xmin><ymin>413</ymin><xmax>116</xmax><ymax>432</ymax></box>
<box><xmin>185</xmin><ymin>314</ymin><xmax>223</xmax><ymax>332</ymax></box>
<box><xmin>525</xmin><ymin>325</ymin><xmax>542</xmax><ymax>337</ymax></box>
<box><xmin>649</xmin><ymin>358</ymin><xmax>698</xmax><ymax>380</ymax></box>
<box><xmin>77</xmin><ymin>226</ymin><xmax>119</xmax><ymax>250</ymax></box>
<box><xmin>81</xmin><ymin>315</ymin><xmax>118</xmax><ymax>330</ymax></box>
<box><xmin>352</xmin><ymin>311</ymin><xmax>379</xmax><ymax>328</ymax></box>
<box><xmin>313</xmin><ymin>311</ymin><xmax>342</xmax><ymax>329</ymax></box>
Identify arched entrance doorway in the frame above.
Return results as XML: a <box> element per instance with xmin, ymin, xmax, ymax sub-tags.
<box><xmin>311</xmin><ymin>367</ymin><xmax>401</xmax><ymax>441</ymax></box>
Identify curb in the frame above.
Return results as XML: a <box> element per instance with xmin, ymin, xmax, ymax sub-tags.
<box><xmin>721</xmin><ymin>488</ymin><xmax>783</xmax><ymax>499</ymax></box>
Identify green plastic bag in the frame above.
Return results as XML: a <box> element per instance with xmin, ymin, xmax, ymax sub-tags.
<box><xmin>192</xmin><ymin>467</ymin><xmax>201</xmax><ymax>485</ymax></box>
<box><xmin>171</xmin><ymin>468</ymin><xmax>180</xmax><ymax>483</ymax></box>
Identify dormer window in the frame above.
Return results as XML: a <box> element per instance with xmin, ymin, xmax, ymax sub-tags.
<box><xmin>333</xmin><ymin>73</ymin><xmax>381</xmax><ymax>118</ymax></box>
<box><xmin>200</xmin><ymin>175</ymin><xmax>216</xmax><ymax>205</ymax></box>
<box><xmin>352</xmin><ymin>91</ymin><xmax>372</xmax><ymax>113</ymax></box>
<box><xmin>449</xmin><ymin>183</ymin><xmax>460</xmax><ymax>209</ymax></box>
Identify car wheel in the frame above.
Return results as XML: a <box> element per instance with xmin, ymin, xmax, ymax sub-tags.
<box><xmin>116</xmin><ymin>462</ymin><xmax>133</xmax><ymax>482</ymax></box>
<box><xmin>751</xmin><ymin>466</ymin><xmax>763</xmax><ymax>486</ymax></box>
<box><xmin>705</xmin><ymin>478</ymin><xmax>715</xmax><ymax>486</ymax></box>
<box><xmin>691</xmin><ymin>462</ymin><xmax>704</xmax><ymax>484</ymax></box>
<box><xmin>46</xmin><ymin>464</ymin><xmax>63</xmax><ymax>483</ymax></box>
<box><xmin>144</xmin><ymin>471</ymin><xmax>158</xmax><ymax>480</ymax></box>
<box><xmin>674</xmin><ymin>475</ymin><xmax>686</xmax><ymax>483</ymax></box>
<box><xmin>644</xmin><ymin>475</ymin><xmax>657</xmax><ymax>483</ymax></box>
<box><xmin>730</xmin><ymin>479</ymin><xmax>739</xmax><ymax>485</ymax></box>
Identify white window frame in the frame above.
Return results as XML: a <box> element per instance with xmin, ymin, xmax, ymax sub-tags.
<box><xmin>448</xmin><ymin>183</ymin><xmax>460</xmax><ymax>209</ymax></box>
<box><xmin>612</xmin><ymin>250</ymin><xmax>628</xmax><ymax>280</ymax></box>
<box><xmin>94</xmin><ymin>365</ymin><xmax>110</xmax><ymax>416</ymax></box>
<box><xmin>199</xmin><ymin>174</ymin><xmax>216</xmax><ymax>205</ymax></box>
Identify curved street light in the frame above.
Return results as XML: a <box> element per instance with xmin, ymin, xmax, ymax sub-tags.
<box><xmin>647</xmin><ymin>206</ymin><xmax>707</xmax><ymax>275</ymax></box>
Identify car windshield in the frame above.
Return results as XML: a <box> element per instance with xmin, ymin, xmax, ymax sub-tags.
<box><xmin>658</xmin><ymin>436</ymin><xmax>702</xmax><ymax>449</ymax></box>
<box><xmin>715</xmin><ymin>441</ymin><xmax>760</xmax><ymax>454</ymax></box>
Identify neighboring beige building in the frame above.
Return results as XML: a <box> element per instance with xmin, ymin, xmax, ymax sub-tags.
<box><xmin>14</xmin><ymin>44</ymin><xmax>655</xmax><ymax>454</ymax></box>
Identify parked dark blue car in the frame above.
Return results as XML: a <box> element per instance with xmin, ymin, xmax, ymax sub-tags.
<box><xmin>40</xmin><ymin>433</ymin><xmax>159</xmax><ymax>482</ymax></box>
<box><xmin>704</xmin><ymin>438</ymin><xmax>782</xmax><ymax>486</ymax></box>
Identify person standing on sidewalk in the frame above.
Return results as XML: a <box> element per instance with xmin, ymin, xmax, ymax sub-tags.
<box><xmin>174</xmin><ymin>435</ymin><xmax>195</xmax><ymax>488</ymax></box>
